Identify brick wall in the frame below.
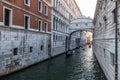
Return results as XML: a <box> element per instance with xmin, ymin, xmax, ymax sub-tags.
<box><xmin>5</xmin><ymin>0</ymin><xmax>51</xmax><ymax>20</ymax></box>
<box><xmin>30</xmin><ymin>15</ymin><xmax>38</xmax><ymax>29</ymax></box>
<box><xmin>1</xmin><ymin>0</ymin><xmax>51</xmax><ymax>31</ymax></box>
<box><xmin>0</xmin><ymin>2</ymin><xmax>3</xmax><ymax>22</ymax></box>
<box><xmin>13</xmin><ymin>8</ymin><xmax>24</xmax><ymax>27</ymax></box>
<box><xmin>48</xmin><ymin>22</ymin><xmax>51</xmax><ymax>32</ymax></box>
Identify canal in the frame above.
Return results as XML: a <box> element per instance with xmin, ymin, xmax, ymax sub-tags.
<box><xmin>1</xmin><ymin>46</ymin><xmax>106</xmax><ymax>80</ymax></box>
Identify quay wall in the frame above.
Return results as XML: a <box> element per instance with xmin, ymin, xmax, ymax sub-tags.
<box><xmin>0</xmin><ymin>26</ymin><xmax>51</xmax><ymax>76</ymax></box>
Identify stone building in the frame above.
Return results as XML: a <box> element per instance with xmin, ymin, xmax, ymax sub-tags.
<box><xmin>0</xmin><ymin>0</ymin><xmax>52</xmax><ymax>76</ymax></box>
<box><xmin>51</xmin><ymin>0</ymin><xmax>82</xmax><ymax>56</ymax></box>
<box><xmin>93</xmin><ymin>0</ymin><xmax>120</xmax><ymax>80</ymax></box>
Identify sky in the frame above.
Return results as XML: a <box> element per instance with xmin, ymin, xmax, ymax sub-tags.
<box><xmin>75</xmin><ymin>0</ymin><xmax>97</xmax><ymax>19</ymax></box>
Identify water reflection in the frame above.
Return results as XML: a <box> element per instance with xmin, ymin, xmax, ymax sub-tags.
<box><xmin>1</xmin><ymin>45</ymin><xmax>106</xmax><ymax>80</ymax></box>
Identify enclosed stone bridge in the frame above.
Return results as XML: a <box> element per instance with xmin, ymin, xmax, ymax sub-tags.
<box><xmin>70</xmin><ymin>16</ymin><xmax>94</xmax><ymax>33</ymax></box>
<box><xmin>65</xmin><ymin>16</ymin><xmax>94</xmax><ymax>56</ymax></box>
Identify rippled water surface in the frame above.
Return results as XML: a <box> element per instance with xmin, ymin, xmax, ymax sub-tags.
<box><xmin>1</xmin><ymin>46</ymin><xmax>106</xmax><ymax>80</ymax></box>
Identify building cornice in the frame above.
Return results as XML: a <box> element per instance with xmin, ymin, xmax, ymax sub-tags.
<box><xmin>73</xmin><ymin>0</ymin><xmax>82</xmax><ymax>16</ymax></box>
<box><xmin>43</xmin><ymin>0</ymin><xmax>52</xmax><ymax>7</ymax></box>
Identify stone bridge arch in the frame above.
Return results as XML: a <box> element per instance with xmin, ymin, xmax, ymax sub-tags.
<box><xmin>65</xmin><ymin>16</ymin><xmax>94</xmax><ymax>56</ymax></box>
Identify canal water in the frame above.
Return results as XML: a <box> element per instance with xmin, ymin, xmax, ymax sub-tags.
<box><xmin>1</xmin><ymin>46</ymin><xmax>106</xmax><ymax>80</ymax></box>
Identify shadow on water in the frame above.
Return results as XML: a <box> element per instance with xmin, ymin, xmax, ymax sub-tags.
<box><xmin>1</xmin><ymin>45</ymin><xmax>107</xmax><ymax>80</ymax></box>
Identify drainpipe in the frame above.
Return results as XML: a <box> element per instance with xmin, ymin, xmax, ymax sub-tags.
<box><xmin>114</xmin><ymin>1</ymin><xmax>118</xmax><ymax>80</ymax></box>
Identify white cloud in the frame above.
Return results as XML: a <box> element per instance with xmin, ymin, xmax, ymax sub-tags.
<box><xmin>75</xmin><ymin>0</ymin><xmax>97</xmax><ymax>19</ymax></box>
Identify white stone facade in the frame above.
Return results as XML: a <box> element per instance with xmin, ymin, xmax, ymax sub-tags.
<box><xmin>0</xmin><ymin>26</ymin><xmax>51</xmax><ymax>76</ymax></box>
<box><xmin>51</xmin><ymin>0</ymin><xmax>82</xmax><ymax>56</ymax></box>
<box><xmin>93</xmin><ymin>0</ymin><xmax>120</xmax><ymax>80</ymax></box>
